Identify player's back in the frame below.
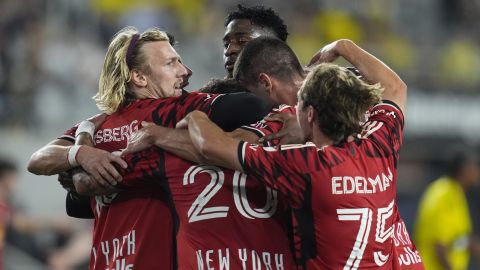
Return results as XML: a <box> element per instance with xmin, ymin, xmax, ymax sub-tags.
<box><xmin>120</xmin><ymin>146</ymin><xmax>296</xmax><ymax>269</ymax></box>
<box><xmin>63</xmin><ymin>92</ymin><xmax>222</xmax><ymax>270</ymax></box>
<box><xmin>240</xmin><ymin>102</ymin><xmax>425</xmax><ymax>269</ymax></box>
<box><xmin>303</xmin><ymin>138</ymin><xmax>399</xmax><ymax>269</ymax></box>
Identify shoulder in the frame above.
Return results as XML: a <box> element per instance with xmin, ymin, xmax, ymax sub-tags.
<box><xmin>366</xmin><ymin>100</ymin><xmax>404</xmax><ymax>122</ymax></box>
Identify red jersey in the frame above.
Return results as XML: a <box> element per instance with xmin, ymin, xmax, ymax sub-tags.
<box><xmin>118</xmin><ymin>146</ymin><xmax>296</xmax><ymax>269</ymax></box>
<box><xmin>239</xmin><ymin>101</ymin><xmax>423</xmax><ymax>269</ymax></box>
<box><xmin>62</xmin><ymin>92</ymin><xmax>222</xmax><ymax>270</ymax></box>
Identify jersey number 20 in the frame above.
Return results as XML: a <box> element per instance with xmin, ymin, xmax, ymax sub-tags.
<box><xmin>183</xmin><ymin>165</ymin><xmax>278</xmax><ymax>223</ymax></box>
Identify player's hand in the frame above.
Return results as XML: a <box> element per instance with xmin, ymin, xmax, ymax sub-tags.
<box><xmin>258</xmin><ymin>113</ymin><xmax>303</xmax><ymax>144</ymax></box>
<box><xmin>72</xmin><ymin>169</ymin><xmax>120</xmax><ymax>196</ymax></box>
<box><xmin>76</xmin><ymin>146</ymin><xmax>127</xmax><ymax>186</ymax></box>
<box><xmin>86</xmin><ymin>113</ymin><xmax>107</xmax><ymax>130</ymax></box>
<box><xmin>122</xmin><ymin>121</ymin><xmax>158</xmax><ymax>156</ymax></box>
<box><xmin>57</xmin><ymin>171</ymin><xmax>74</xmax><ymax>192</ymax></box>
<box><xmin>308</xmin><ymin>40</ymin><xmax>345</xmax><ymax>67</ymax></box>
<box><xmin>176</xmin><ymin>116</ymin><xmax>190</xmax><ymax>129</ymax></box>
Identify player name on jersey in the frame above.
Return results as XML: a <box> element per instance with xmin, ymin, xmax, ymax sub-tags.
<box><xmin>331</xmin><ymin>167</ymin><xmax>393</xmax><ymax>195</ymax></box>
<box><xmin>94</xmin><ymin>120</ymin><xmax>140</xmax><ymax>144</ymax></box>
<box><xmin>196</xmin><ymin>248</ymin><xmax>285</xmax><ymax>270</ymax></box>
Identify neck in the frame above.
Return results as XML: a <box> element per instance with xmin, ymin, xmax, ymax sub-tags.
<box><xmin>133</xmin><ymin>86</ymin><xmax>162</xmax><ymax>99</ymax></box>
<box><xmin>279</xmin><ymin>89</ymin><xmax>298</xmax><ymax>106</ymax></box>
<box><xmin>310</xmin><ymin>125</ymin><xmax>334</xmax><ymax>148</ymax></box>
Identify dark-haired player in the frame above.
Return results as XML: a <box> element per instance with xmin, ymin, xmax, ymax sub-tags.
<box><xmin>223</xmin><ymin>4</ymin><xmax>289</xmax><ymax>78</ymax></box>
<box><xmin>179</xmin><ymin>39</ymin><xmax>425</xmax><ymax>269</ymax></box>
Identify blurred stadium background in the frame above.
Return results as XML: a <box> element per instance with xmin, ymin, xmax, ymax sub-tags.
<box><xmin>0</xmin><ymin>0</ymin><xmax>479</xmax><ymax>269</ymax></box>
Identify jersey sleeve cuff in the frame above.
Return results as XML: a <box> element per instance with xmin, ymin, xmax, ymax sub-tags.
<box><xmin>238</xmin><ymin>126</ymin><xmax>265</xmax><ymax>138</ymax></box>
<box><xmin>237</xmin><ymin>141</ymin><xmax>248</xmax><ymax>172</ymax></box>
<box><xmin>380</xmin><ymin>100</ymin><xmax>402</xmax><ymax>113</ymax></box>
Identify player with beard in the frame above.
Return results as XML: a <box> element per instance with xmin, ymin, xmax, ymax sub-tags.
<box><xmin>28</xmin><ymin>27</ymin><xmax>270</xmax><ymax>269</ymax></box>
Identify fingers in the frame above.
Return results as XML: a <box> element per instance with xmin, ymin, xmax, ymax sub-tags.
<box><xmin>96</xmin><ymin>167</ymin><xmax>118</xmax><ymax>187</ymax></box>
<box><xmin>264</xmin><ymin>113</ymin><xmax>290</xmax><ymax>123</ymax></box>
<box><xmin>258</xmin><ymin>130</ymin><xmax>287</xmax><ymax>143</ymax></box>
<box><xmin>103</xmin><ymin>162</ymin><xmax>123</xmax><ymax>183</ymax></box>
<box><xmin>109</xmin><ymin>155</ymin><xmax>128</xmax><ymax>169</ymax></box>
<box><xmin>91</xmin><ymin>170</ymin><xmax>115</xmax><ymax>189</ymax></box>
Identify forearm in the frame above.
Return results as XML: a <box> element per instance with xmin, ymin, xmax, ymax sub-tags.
<box><xmin>337</xmin><ymin>39</ymin><xmax>407</xmax><ymax>109</ymax></box>
<box><xmin>187</xmin><ymin>111</ymin><xmax>242</xmax><ymax>171</ymax></box>
<box><xmin>228</xmin><ymin>128</ymin><xmax>261</xmax><ymax>143</ymax></box>
<box><xmin>28</xmin><ymin>140</ymin><xmax>73</xmax><ymax>175</ymax></box>
<box><xmin>151</xmin><ymin>126</ymin><xmax>207</xmax><ymax>164</ymax></box>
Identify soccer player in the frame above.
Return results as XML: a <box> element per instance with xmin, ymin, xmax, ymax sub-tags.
<box><xmin>71</xmin><ymin>61</ymin><xmax>298</xmax><ymax>270</ymax></box>
<box><xmin>28</xmin><ymin>26</ymin><xmax>271</xmax><ymax>270</ymax></box>
<box><xmin>223</xmin><ymin>5</ymin><xmax>288</xmax><ymax>78</ymax></box>
<box><xmin>179</xmin><ymin>39</ymin><xmax>423</xmax><ymax>269</ymax></box>
<box><xmin>414</xmin><ymin>149</ymin><xmax>480</xmax><ymax>270</ymax></box>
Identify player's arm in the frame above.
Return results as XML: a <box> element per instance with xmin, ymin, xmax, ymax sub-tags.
<box><xmin>122</xmin><ymin>92</ymin><xmax>270</xmax><ymax>162</ymax></box>
<box><xmin>311</xmin><ymin>39</ymin><xmax>407</xmax><ymax>112</ymax></box>
<box><xmin>28</xmin><ymin>116</ymin><xmax>126</xmax><ymax>183</ymax></box>
<box><xmin>28</xmin><ymin>138</ymin><xmax>74</xmax><ymax>175</ymax></box>
<box><xmin>178</xmin><ymin>111</ymin><xmax>243</xmax><ymax>171</ymax></box>
<box><xmin>182</xmin><ymin>111</ymin><xmax>308</xmax><ymax>207</ymax></box>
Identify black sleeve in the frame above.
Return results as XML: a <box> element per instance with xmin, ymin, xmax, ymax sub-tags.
<box><xmin>65</xmin><ymin>192</ymin><xmax>94</xmax><ymax>219</ymax></box>
<box><xmin>209</xmin><ymin>93</ymin><xmax>272</xmax><ymax>132</ymax></box>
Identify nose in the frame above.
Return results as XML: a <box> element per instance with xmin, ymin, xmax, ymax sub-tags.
<box><xmin>224</xmin><ymin>42</ymin><xmax>240</xmax><ymax>57</ymax></box>
<box><xmin>184</xmin><ymin>64</ymin><xmax>193</xmax><ymax>78</ymax></box>
<box><xmin>178</xmin><ymin>62</ymin><xmax>189</xmax><ymax>77</ymax></box>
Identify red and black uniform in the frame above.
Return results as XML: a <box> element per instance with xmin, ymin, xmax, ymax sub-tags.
<box><xmin>61</xmin><ymin>92</ymin><xmax>271</xmax><ymax>270</ymax></box>
<box><xmin>117</xmin><ymin>147</ymin><xmax>296</xmax><ymax>269</ymax></box>
<box><xmin>238</xmin><ymin>101</ymin><xmax>424</xmax><ymax>269</ymax></box>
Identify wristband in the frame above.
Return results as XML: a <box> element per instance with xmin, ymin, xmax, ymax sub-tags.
<box><xmin>68</xmin><ymin>145</ymin><xmax>82</xmax><ymax>167</ymax></box>
<box><xmin>75</xmin><ymin>121</ymin><xmax>95</xmax><ymax>138</ymax></box>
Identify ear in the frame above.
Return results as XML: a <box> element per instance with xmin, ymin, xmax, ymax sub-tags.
<box><xmin>130</xmin><ymin>69</ymin><xmax>148</xmax><ymax>88</ymax></box>
<box><xmin>307</xmin><ymin>105</ymin><xmax>315</xmax><ymax>124</ymax></box>
<box><xmin>258</xmin><ymin>73</ymin><xmax>273</xmax><ymax>95</ymax></box>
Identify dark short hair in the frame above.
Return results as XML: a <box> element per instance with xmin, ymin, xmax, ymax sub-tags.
<box><xmin>199</xmin><ymin>79</ymin><xmax>248</xmax><ymax>94</ymax></box>
<box><xmin>233</xmin><ymin>37</ymin><xmax>304</xmax><ymax>85</ymax></box>
<box><xmin>225</xmin><ymin>5</ymin><xmax>288</xmax><ymax>42</ymax></box>
<box><xmin>446</xmin><ymin>149</ymin><xmax>478</xmax><ymax>178</ymax></box>
<box><xmin>0</xmin><ymin>158</ymin><xmax>17</xmax><ymax>179</ymax></box>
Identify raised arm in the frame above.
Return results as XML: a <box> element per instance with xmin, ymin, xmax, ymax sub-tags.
<box><xmin>310</xmin><ymin>39</ymin><xmax>407</xmax><ymax>112</ymax></box>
